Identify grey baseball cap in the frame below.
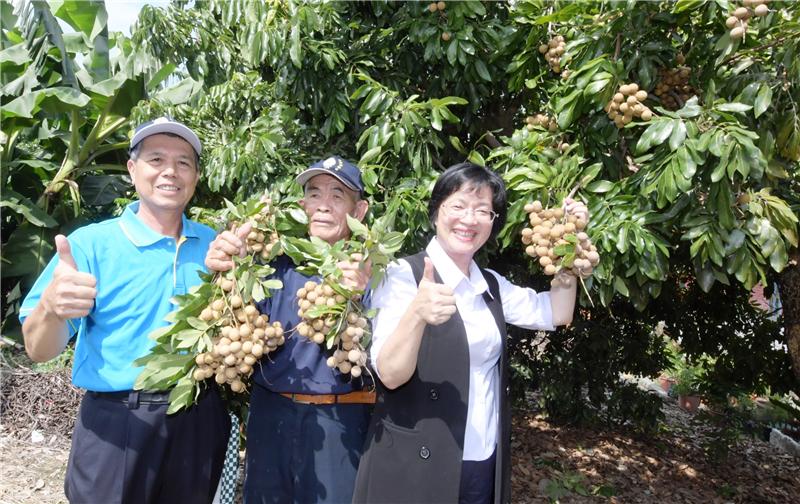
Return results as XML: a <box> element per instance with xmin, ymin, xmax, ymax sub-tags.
<box><xmin>129</xmin><ymin>116</ymin><xmax>202</xmax><ymax>155</ymax></box>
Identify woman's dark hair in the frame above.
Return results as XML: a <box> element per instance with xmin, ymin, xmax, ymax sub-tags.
<box><xmin>428</xmin><ymin>162</ymin><xmax>507</xmax><ymax>240</ymax></box>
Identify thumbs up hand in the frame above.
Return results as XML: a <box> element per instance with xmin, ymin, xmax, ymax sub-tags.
<box><xmin>413</xmin><ymin>257</ymin><xmax>457</xmax><ymax>326</ymax></box>
<box><xmin>205</xmin><ymin>221</ymin><xmax>252</xmax><ymax>272</ymax></box>
<box><xmin>42</xmin><ymin>235</ymin><xmax>97</xmax><ymax>320</ymax></box>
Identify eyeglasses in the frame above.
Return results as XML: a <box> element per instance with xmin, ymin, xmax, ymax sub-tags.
<box><xmin>441</xmin><ymin>203</ymin><xmax>497</xmax><ymax>223</ymax></box>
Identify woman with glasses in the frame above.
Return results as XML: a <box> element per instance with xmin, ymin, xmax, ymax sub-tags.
<box><xmin>353</xmin><ymin>162</ymin><xmax>587</xmax><ymax>504</ymax></box>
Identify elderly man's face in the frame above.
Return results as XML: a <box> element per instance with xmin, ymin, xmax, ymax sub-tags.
<box><xmin>299</xmin><ymin>174</ymin><xmax>368</xmax><ymax>244</ymax></box>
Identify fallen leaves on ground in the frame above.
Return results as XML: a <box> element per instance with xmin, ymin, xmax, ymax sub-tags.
<box><xmin>511</xmin><ymin>400</ymin><xmax>800</xmax><ymax>503</ymax></box>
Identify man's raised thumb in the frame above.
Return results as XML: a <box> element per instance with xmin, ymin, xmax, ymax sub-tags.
<box><xmin>422</xmin><ymin>257</ymin><xmax>436</xmax><ymax>283</ymax></box>
<box><xmin>55</xmin><ymin>234</ymin><xmax>78</xmax><ymax>270</ymax></box>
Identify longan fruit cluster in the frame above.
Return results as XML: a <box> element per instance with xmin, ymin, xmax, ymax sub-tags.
<box><xmin>194</xmin><ymin>278</ymin><xmax>285</xmax><ymax>393</ymax></box>
<box><xmin>428</xmin><ymin>0</ymin><xmax>450</xmax><ymax>40</ymax></box>
<box><xmin>525</xmin><ymin>113</ymin><xmax>558</xmax><ymax>132</ymax></box>
<box><xmin>605</xmin><ymin>83</ymin><xmax>652</xmax><ymax>128</ymax></box>
<box><xmin>653</xmin><ymin>63</ymin><xmax>698</xmax><ymax>110</ymax></box>
<box><xmin>294</xmin><ymin>277</ymin><xmax>369</xmax><ymax>378</ymax></box>
<box><xmin>428</xmin><ymin>1</ymin><xmax>445</xmax><ymax>13</ymax></box>
<box><xmin>230</xmin><ymin>196</ymin><xmax>280</xmax><ymax>262</ymax></box>
<box><xmin>325</xmin><ymin>312</ymin><xmax>370</xmax><ymax>378</ymax></box>
<box><xmin>520</xmin><ymin>201</ymin><xmax>599</xmax><ymax>283</ymax></box>
<box><xmin>538</xmin><ymin>35</ymin><xmax>565</xmax><ymax>73</ymax></box>
<box><xmin>245</xmin><ymin>226</ymin><xmax>279</xmax><ymax>261</ymax></box>
<box><xmin>725</xmin><ymin>0</ymin><xmax>770</xmax><ymax>40</ymax></box>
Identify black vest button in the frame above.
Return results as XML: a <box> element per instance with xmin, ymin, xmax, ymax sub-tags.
<box><xmin>419</xmin><ymin>446</ymin><xmax>430</xmax><ymax>459</ymax></box>
<box><xmin>429</xmin><ymin>388</ymin><xmax>439</xmax><ymax>400</ymax></box>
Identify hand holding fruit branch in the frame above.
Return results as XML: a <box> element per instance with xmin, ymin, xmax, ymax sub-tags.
<box><xmin>133</xmin><ymin>196</ymin><xmax>305</xmax><ymax>414</ymax></box>
<box><xmin>283</xmin><ymin>214</ymin><xmax>405</xmax><ymax>378</ymax></box>
<box><xmin>205</xmin><ymin>194</ymin><xmax>308</xmax><ymax>271</ymax></box>
<box><xmin>521</xmin><ymin>190</ymin><xmax>597</xmax><ymax>309</ymax></box>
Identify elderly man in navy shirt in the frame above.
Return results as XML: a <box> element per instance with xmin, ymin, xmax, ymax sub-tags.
<box><xmin>205</xmin><ymin>156</ymin><xmax>372</xmax><ymax>504</ymax></box>
<box><xmin>20</xmin><ymin>117</ymin><xmax>230</xmax><ymax>503</ymax></box>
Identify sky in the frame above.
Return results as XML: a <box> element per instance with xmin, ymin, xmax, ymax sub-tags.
<box><xmin>105</xmin><ymin>0</ymin><xmax>170</xmax><ymax>35</ymax></box>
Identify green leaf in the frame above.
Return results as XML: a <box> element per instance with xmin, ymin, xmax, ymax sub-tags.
<box><xmin>166</xmin><ymin>377</ymin><xmax>197</xmax><ymax>415</ymax></box>
<box><xmin>716</xmin><ymin>102</ymin><xmax>752</xmax><ymax>113</ymax></box>
<box><xmin>446</xmin><ymin>39</ymin><xmax>458</xmax><ymax>66</ymax></box>
<box><xmin>146</xmin><ymin>63</ymin><xmax>177</xmax><ymax>91</ymax></box>
<box><xmin>53</xmin><ymin>0</ymin><xmax>106</xmax><ymax>40</ymax></box>
<box><xmin>1</xmin><ymin>87</ymin><xmax>90</xmax><ymax>118</ymax></box>
<box><xmin>474</xmin><ymin>59</ymin><xmax>491</xmax><ymax>82</ymax></box>
<box><xmin>0</xmin><ymin>190</ymin><xmax>58</xmax><ymax>227</ymax></box>
<box><xmin>673</xmin><ymin>0</ymin><xmax>706</xmax><ymax>13</ymax></box>
<box><xmin>346</xmin><ymin>215</ymin><xmax>369</xmax><ymax>239</ymax></box>
<box><xmin>585</xmin><ymin>180</ymin><xmax>615</xmax><ymax>193</ymax></box>
<box><xmin>668</xmin><ymin>119</ymin><xmax>686</xmax><ymax>151</ymax></box>
<box><xmin>1</xmin><ymin>225</ymin><xmax>53</xmax><ymax>277</ymax></box>
<box><xmin>289</xmin><ymin>24</ymin><xmax>302</xmax><ymax>67</ymax></box>
<box><xmin>0</xmin><ymin>42</ymin><xmax>31</xmax><ymax>65</ymax></box>
<box><xmin>261</xmin><ymin>279</ymin><xmax>283</xmax><ymax>290</ymax></box>
<box><xmin>636</xmin><ymin>119</ymin><xmax>674</xmax><ymax>154</ymax></box>
<box><xmin>614</xmin><ymin>277</ymin><xmax>629</xmax><ymax>297</ymax></box>
<box><xmin>754</xmin><ymin>84</ymin><xmax>772</xmax><ymax>119</ymax></box>
<box><xmin>360</xmin><ymin>145</ymin><xmax>382</xmax><ymax>164</ymax></box>
<box><xmin>252</xmin><ymin>282</ymin><xmax>266</xmax><ymax>302</ymax></box>
<box><xmin>154</xmin><ymin>77</ymin><xmax>202</xmax><ymax>105</ymax></box>
<box><xmin>553</xmin><ymin>243</ymin><xmax>574</xmax><ymax>256</ymax></box>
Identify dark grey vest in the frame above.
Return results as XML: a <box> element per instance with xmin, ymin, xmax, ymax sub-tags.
<box><xmin>353</xmin><ymin>251</ymin><xmax>510</xmax><ymax>504</ymax></box>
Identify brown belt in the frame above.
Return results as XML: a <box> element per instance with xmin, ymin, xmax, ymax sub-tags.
<box><xmin>280</xmin><ymin>390</ymin><xmax>376</xmax><ymax>405</ymax></box>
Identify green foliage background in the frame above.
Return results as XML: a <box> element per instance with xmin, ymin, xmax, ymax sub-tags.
<box><xmin>3</xmin><ymin>0</ymin><xmax>799</xmax><ymax>427</ymax></box>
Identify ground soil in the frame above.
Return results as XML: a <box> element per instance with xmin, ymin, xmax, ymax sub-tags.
<box><xmin>1</xmin><ymin>364</ymin><xmax>798</xmax><ymax>503</ymax></box>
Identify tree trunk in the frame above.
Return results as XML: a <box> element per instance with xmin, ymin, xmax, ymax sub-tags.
<box><xmin>778</xmin><ymin>248</ymin><xmax>800</xmax><ymax>382</ymax></box>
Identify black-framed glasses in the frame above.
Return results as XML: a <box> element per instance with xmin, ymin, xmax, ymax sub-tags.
<box><xmin>441</xmin><ymin>203</ymin><xmax>497</xmax><ymax>223</ymax></box>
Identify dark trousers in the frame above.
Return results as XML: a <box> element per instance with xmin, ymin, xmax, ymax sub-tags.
<box><xmin>65</xmin><ymin>388</ymin><xmax>230</xmax><ymax>504</ymax></box>
<box><xmin>459</xmin><ymin>449</ymin><xmax>497</xmax><ymax>504</ymax></box>
<box><xmin>243</xmin><ymin>385</ymin><xmax>370</xmax><ymax>504</ymax></box>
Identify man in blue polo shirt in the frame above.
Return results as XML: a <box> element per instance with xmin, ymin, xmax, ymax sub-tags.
<box><xmin>20</xmin><ymin>117</ymin><xmax>230</xmax><ymax>504</ymax></box>
<box><xmin>205</xmin><ymin>156</ymin><xmax>372</xmax><ymax>503</ymax></box>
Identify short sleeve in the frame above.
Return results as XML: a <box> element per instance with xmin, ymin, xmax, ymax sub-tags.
<box><xmin>368</xmin><ymin>259</ymin><xmax>418</xmax><ymax>370</ymax></box>
<box><xmin>486</xmin><ymin>269</ymin><xmax>555</xmax><ymax>331</ymax></box>
<box><xmin>19</xmin><ymin>233</ymin><xmax>92</xmax><ymax>336</ymax></box>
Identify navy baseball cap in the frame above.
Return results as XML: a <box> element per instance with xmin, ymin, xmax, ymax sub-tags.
<box><xmin>295</xmin><ymin>156</ymin><xmax>364</xmax><ymax>193</ymax></box>
<box><xmin>129</xmin><ymin>117</ymin><xmax>202</xmax><ymax>155</ymax></box>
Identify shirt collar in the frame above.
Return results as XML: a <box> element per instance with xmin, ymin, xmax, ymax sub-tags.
<box><xmin>426</xmin><ymin>237</ymin><xmax>490</xmax><ymax>298</ymax></box>
<box><xmin>118</xmin><ymin>201</ymin><xmax>197</xmax><ymax>247</ymax></box>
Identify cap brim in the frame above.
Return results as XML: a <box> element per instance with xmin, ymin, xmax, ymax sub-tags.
<box><xmin>295</xmin><ymin>168</ymin><xmax>359</xmax><ymax>191</ymax></box>
<box><xmin>130</xmin><ymin>122</ymin><xmax>202</xmax><ymax>155</ymax></box>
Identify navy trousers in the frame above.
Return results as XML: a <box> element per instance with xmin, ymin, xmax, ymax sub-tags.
<box><xmin>459</xmin><ymin>449</ymin><xmax>497</xmax><ymax>504</ymax></box>
<box><xmin>243</xmin><ymin>385</ymin><xmax>370</xmax><ymax>504</ymax></box>
<box><xmin>65</xmin><ymin>388</ymin><xmax>230</xmax><ymax>504</ymax></box>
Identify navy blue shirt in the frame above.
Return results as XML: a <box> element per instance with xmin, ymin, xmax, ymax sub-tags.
<box><xmin>255</xmin><ymin>255</ymin><xmax>367</xmax><ymax>394</ymax></box>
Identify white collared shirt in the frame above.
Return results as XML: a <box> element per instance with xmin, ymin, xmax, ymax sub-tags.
<box><xmin>370</xmin><ymin>237</ymin><xmax>555</xmax><ymax>461</ymax></box>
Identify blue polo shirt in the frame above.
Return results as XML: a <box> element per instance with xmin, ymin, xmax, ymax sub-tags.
<box><xmin>255</xmin><ymin>255</ymin><xmax>368</xmax><ymax>394</ymax></box>
<box><xmin>20</xmin><ymin>202</ymin><xmax>216</xmax><ymax>392</ymax></box>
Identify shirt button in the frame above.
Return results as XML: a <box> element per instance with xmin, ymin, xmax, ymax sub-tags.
<box><xmin>429</xmin><ymin>388</ymin><xmax>438</xmax><ymax>400</ymax></box>
<box><xmin>419</xmin><ymin>446</ymin><xmax>430</xmax><ymax>460</ymax></box>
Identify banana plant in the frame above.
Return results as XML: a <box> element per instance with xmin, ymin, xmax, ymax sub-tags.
<box><xmin>0</xmin><ymin>0</ymin><xmax>188</xmax><ymax>337</ymax></box>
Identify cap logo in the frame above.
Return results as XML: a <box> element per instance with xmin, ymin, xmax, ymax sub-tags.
<box><xmin>323</xmin><ymin>156</ymin><xmax>344</xmax><ymax>171</ymax></box>
<box><xmin>154</xmin><ymin>117</ymin><xmax>171</xmax><ymax>124</ymax></box>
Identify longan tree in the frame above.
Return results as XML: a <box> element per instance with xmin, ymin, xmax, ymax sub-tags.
<box><xmin>6</xmin><ymin>0</ymin><xmax>799</xmax><ymax>424</ymax></box>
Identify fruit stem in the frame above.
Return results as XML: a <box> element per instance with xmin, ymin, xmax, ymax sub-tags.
<box><xmin>566</xmin><ymin>184</ymin><xmax>580</xmax><ymax>201</ymax></box>
<box><xmin>579</xmin><ymin>276</ymin><xmax>594</xmax><ymax>307</ymax></box>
